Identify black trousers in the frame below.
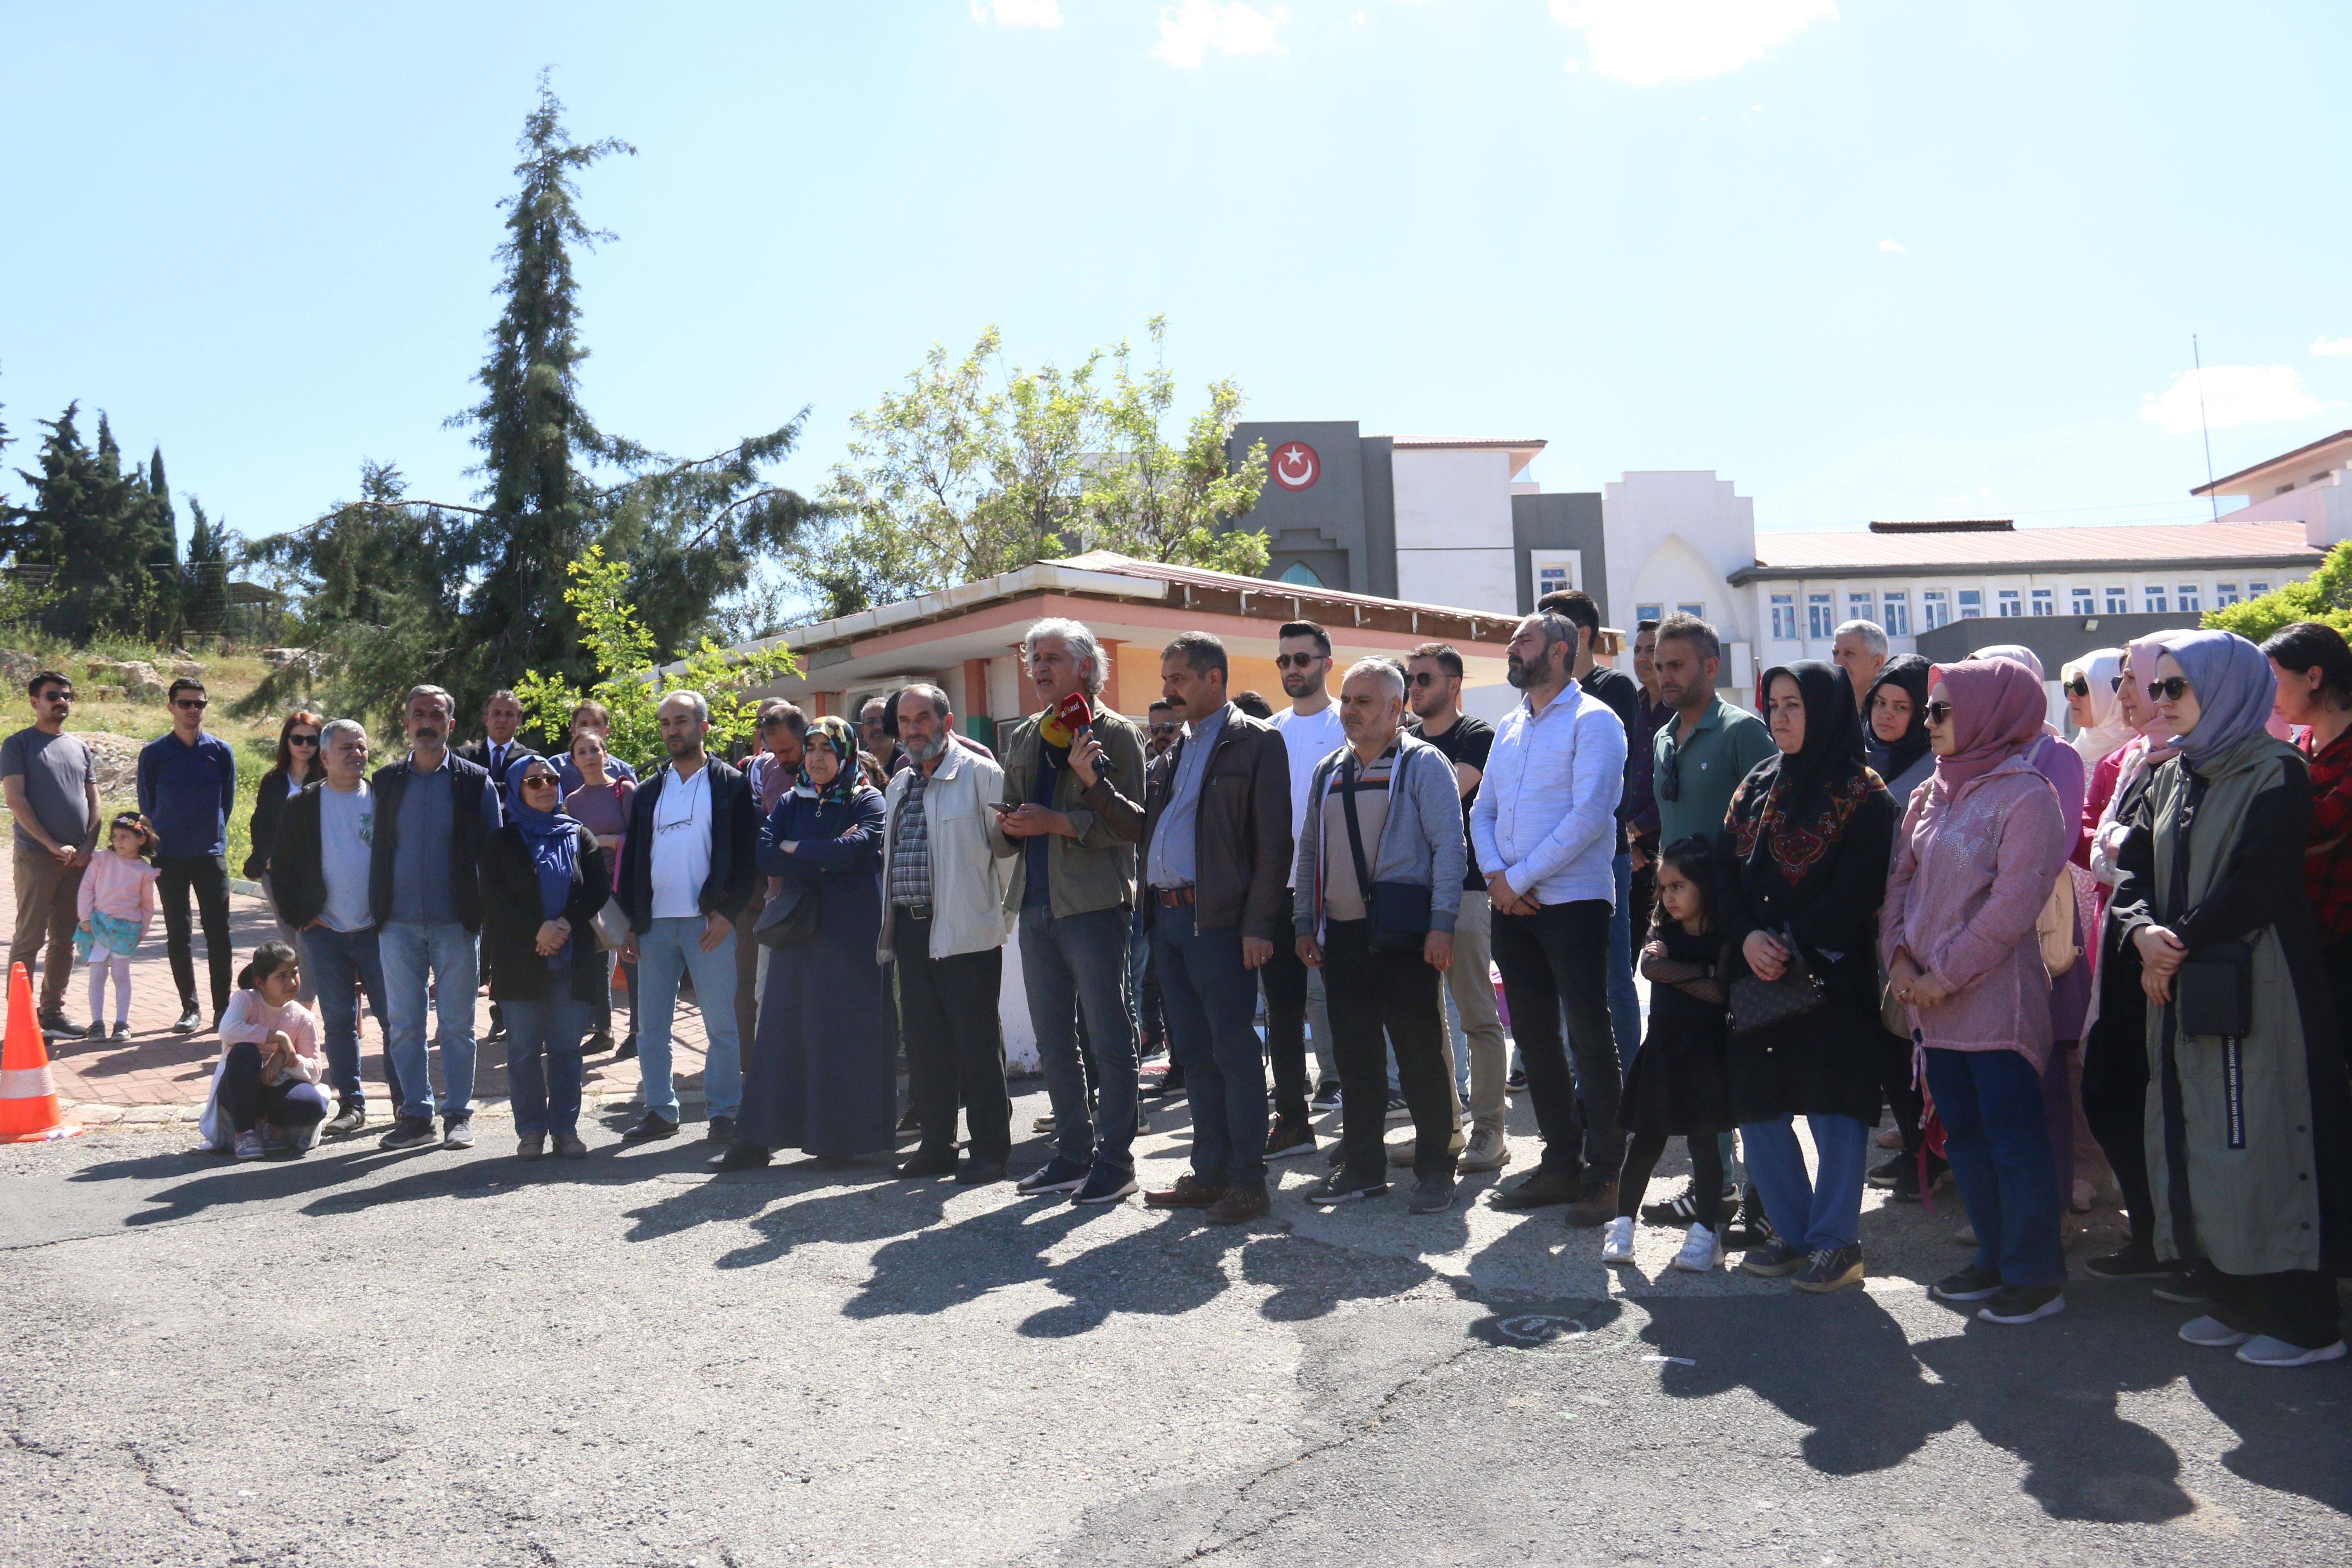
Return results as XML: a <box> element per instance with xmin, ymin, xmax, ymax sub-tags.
<box><xmin>157</xmin><ymin>854</ymin><xmax>233</xmax><ymax>1016</ymax></box>
<box><xmin>219</xmin><ymin>1041</ymin><xmax>328</xmax><ymax>1136</ymax></box>
<box><xmin>1322</xmin><ymin>919</ymin><xmax>1455</xmax><ymax>1180</ymax></box>
<box><xmin>2082</xmin><ymin>999</ymin><xmax>2156</xmax><ymax>1255</ymax></box>
<box><xmin>1627</xmin><ymin>860</ymin><xmax>1656</xmax><ymax>969</ymax></box>
<box><xmin>2211</xmin><ymin>1268</ymin><xmax>2346</xmax><ymax>1351</ymax></box>
<box><xmin>1261</xmin><ymin>888</ymin><xmax>1314</xmax><ymax>1127</ymax></box>
<box><xmin>1619</xmin><ymin>1134</ymin><xmax>1725</xmax><ymax>1229</ymax></box>
<box><xmin>896</xmin><ymin>910</ymin><xmax>1011</xmax><ymax>1163</ymax></box>
<box><xmin>1880</xmin><ymin>1027</ymin><xmax>1926</xmax><ymax>1159</ymax></box>
<box><xmin>1490</xmin><ymin>897</ymin><xmax>1623</xmax><ymax>1182</ymax></box>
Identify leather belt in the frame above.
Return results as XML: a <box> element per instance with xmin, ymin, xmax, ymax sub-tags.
<box><xmin>896</xmin><ymin>903</ymin><xmax>934</xmax><ymax>920</ymax></box>
<box><xmin>1152</xmin><ymin>886</ymin><xmax>1196</xmax><ymax>907</ymax></box>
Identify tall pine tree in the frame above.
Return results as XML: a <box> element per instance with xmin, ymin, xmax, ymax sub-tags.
<box><xmin>6</xmin><ymin>404</ymin><xmax>175</xmax><ymax>638</ymax></box>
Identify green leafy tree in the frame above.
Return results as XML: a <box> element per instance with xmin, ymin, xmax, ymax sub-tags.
<box><xmin>1082</xmin><ymin>316</ymin><xmax>1269</xmax><ymax>575</ymax></box>
<box><xmin>2203</xmin><ymin>542</ymin><xmax>2352</xmax><ymax>643</ymax></box>
<box><xmin>511</xmin><ymin>545</ymin><xmax>799</xmax><ymax>771</ymax></box>
<box><xmin>3</xmin><ymin>403</ymin><xmax>175</xmax><ymax>638</ymax></box>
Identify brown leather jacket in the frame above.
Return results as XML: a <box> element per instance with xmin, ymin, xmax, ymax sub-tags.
<box><xmin>1137</xmin><ymin>703</ymin><xmax>1292</xmax><ymax>940</ymax></box>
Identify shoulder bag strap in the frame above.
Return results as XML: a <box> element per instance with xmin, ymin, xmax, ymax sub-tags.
<box><xmin>1338</xmin><ymin>751</ymin><xmax>1377</xmax><ymax>908</ymax></box>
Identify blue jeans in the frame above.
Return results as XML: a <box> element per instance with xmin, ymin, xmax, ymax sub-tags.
<box><xmin>1021</xmin><ymin>903</ymin><xmax>1139</xmax><ymax>1173</ymax></box>
<box><xmin>1740</xmin><ymin>1114</ymin><xmax>1870</xmax><ymax>1251</ymax></box>
<box><xmin>634</xmin><ymin>916</ymin><xmax>743</xmax><ymax>1123</ymax></box>
<box><xmin>1152</xmin><ymin>904</ymin><xmax>1268</xmax><ymax>1192</ymax></box>
<box><xmin>380</xmin><ymin>921</ymin><xmax>478</xmax><ymax>1122</ymax></box>
<box><xmin>1925</xmin><ymin>1047</ymin><xmax>2065</xmax><ymax>1286</ymax></box>
<box><xmin>506</xmin><ymin>996</ymin><xmax>590</xmax><ymax>1139</ymax></box>
<box><xmin>1607</xmin><ymin>849</ymin><xmax>1641</xmax><ymax>1073</ymax></box>
<box><xmin>299</xmin><ymin>924</ymin><xmax>392</xmax><ymax>1107</ymax></box>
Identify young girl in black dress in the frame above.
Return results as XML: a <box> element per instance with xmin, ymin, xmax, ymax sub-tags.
<box><xmin>1603</xmin><ymin>837</ymin><xmax>1736</xmax><ymax>1273</ymax></box>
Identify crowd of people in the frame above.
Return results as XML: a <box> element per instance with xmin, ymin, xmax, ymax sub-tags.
<box><xmin>6</xmin><ymin>597</ymin><xmax>2350</xmax><ymax>1366</ymax></box>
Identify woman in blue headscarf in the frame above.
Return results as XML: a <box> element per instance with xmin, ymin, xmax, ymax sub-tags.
<box><xmin>478</xmin><ymin>756</ymin><xmax>611</xmax><ymax>1159</ymax></box>
<box><xmin>2113</xmin><ymin>630</ymin><xmax>2352</xmax><ymax>1367</ymax></box>
<box><xmin>719</xmin><ymin>714</ymin><xmax>895</xmax><ymax>1172</ymax></box>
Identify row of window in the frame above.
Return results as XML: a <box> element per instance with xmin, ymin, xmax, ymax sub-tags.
<box><xmin>1766</xmin><ymin>582</ymin><xmax>2272</xmax><ymax>641</ymax></box>
<box><xmin>1632</xmin><ymin>601</ymin><xmax>1705</xmax><ymax>625</ymax></box>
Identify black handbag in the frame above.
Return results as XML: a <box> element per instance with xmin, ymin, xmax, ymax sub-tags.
<box><xmin>1337</xmin><ymin>750</ymin><xmax>1432</xmax><ymax>953</ymax></box>
<box><xmin>2177</xmin><ymin>940</ymin><xmax>2254</xmax><ymax>1039</ymax></box>
<box><xmin>754</xmin><ymin>881</ymin><xmax>820</xmax><ymax>949</ymax></box>
<box><xmin>1727</xmin><ymin>925</ymin><xmax>1827</xmax><ymax>1035</ymax></box>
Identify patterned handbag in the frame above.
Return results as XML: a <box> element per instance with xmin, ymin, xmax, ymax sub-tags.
<box><xmin>1726</xmin><ymin>926</ymin><xmax>1827</xmax><ymax>1035</ymax></box>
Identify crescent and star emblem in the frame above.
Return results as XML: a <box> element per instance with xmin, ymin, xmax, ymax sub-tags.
<box><xmin>1272</xmin><ymin>441</ymin><xmax>1320</xmax><ymax>491</ymax></box>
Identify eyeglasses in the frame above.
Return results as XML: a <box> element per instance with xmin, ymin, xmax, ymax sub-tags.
<box><xmin>173</xmin><ymin>697</ymin><xmax>208</xmax><ymax>710</ymax></box>
<box><xmin>288</xmin><ymin>733</ymin><xmax>319</xmax><ymax>747</ymax></box>
<box><xmin>1274</xmin><ymin>652</ymin><xmax>1323</xmax><ymax>671</ymax></box>
<box><xmin>1923</xmin><ymin>700</ymin><xmax>1955</xmax><ymax>724</ymax></box>
<box><xmin>1407</xmin><ymin>671</ymin><xmax>1443</xmax><ymax>688</ymax></box>
<box><xmin>2148</xmin><ymin>677</ymin><xmax>2192</xmax><ymax>702</ymax></box>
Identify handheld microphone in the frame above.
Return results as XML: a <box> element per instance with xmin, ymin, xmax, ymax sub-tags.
<box><xmin>1040</xmin><ymin>690</ymin><xmax>1115</xmax><ymax>776</ymax></box>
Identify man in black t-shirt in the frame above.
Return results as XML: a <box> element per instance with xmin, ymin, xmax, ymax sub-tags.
<box><xmin>1538</xmin><ymin>591</ymin><xmax>1642</xmax><ymax>1078</ymax></box>
<box><xmin>1407</xmin><ymin>643</ymin><xmax>1510</xmax><ymax>1174</ymax></box>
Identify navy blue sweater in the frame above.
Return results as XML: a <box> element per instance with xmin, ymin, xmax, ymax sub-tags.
<box><xmin>137</xmin><ymin>730</ymin><xmax>238</xmax><ymax>859</ymax></box>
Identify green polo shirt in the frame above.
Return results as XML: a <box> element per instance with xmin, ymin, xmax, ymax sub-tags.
<box><xmin>1653</xmin><ymin>696</ymin><xmax>1777</xmax><ymax>848</ymax></box>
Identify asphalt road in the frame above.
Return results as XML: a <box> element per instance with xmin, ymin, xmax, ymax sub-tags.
<box><xmin>5</xmin><ymin>1086</ymin><xmax>2349</xmax><ymax>1567</ymax></box>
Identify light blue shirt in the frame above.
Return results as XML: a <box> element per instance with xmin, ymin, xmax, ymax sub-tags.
<box><xmin>1146</xmin><ymin>705</ymin><xmax>1227</xmax><ymax>890</ymax></box>
<box><xmin>1470</xmin><ymin>681</ymin><xmax>1626</xmax><ymax>907</ymax></box>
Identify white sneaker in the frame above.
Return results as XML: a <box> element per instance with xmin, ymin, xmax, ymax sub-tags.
<box><xmin>2236</xmin><ymin>1335</ymin><xmax>2347</xmax><ymax>1368</ymax></box>
<box><xmin>2177</xmin><ymin>1314</ymin><xmax>2250</xmax><ymax>1349</ymax></box>
<box><xmin>1672</xmin><ymin>1222</ymin><xmax>1721</xmax><ymax>1273</ymax></box>
<box><xmin>1601</xmin><ymin>1215</ymin><xmax>1636</xmax><ymax>1265</ymax></box>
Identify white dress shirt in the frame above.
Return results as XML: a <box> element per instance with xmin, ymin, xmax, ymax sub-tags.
<box><xmin>1469</xmin><ymin>680</ymin><xmax>1626</xmax><ymax>907</ymax></box>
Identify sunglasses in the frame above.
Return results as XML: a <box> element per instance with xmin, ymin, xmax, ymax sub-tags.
<box><xmin>521</xmin><ymin>774</ymin><xmax>560</xmax><ymax>791</ymax></box>
<box><xmin>1657</xmin><ymin>743</ymin><xmax>1681</xmax><ymax>803</ymax></box>
<box><xmin>2148</xmin><ymin>677</ymin><xmax>2192</xmax><ymax>702</ymax></box>
<box><xmin>288</xmin><ymin>733</ymin><xmax>319</xmax><ymax>747</ymax></box>
<box><xmin>1148</xmin><ymin>723</ymin><xmax>1179</xmax><ymax>737</ymax></box>
<box><xmin>174</xmin><ymin>697</ymin><xmax>208</xmax><ymax>710</ymax></box>
<box><xmin>36</xmin><ymin>688</ymin><xmax>73</xmax><ymax>703</ymax></box>
<box><xmin>1924</xmin><ymin>700</ymin><xmax>1955</xmax><ymax>724</ymax></box>
<box><xmin>1274</xmin><ymin>652</ymin><xmax>1323</xmax><ymax>671</ymax></box>
<box><xmin>1407</xmin><ymin>671</ymin><xmax>1444</xmax><ymax>688</ymax></box>
<box><xmin>2062</xmin><ymin>677</ymin><xmax>2089</xmax><ymax>698</ymax></box>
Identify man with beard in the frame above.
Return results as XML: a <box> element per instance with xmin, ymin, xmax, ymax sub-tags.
<box><xmin>1263</xmin><ymin>621</ymin><xmax>1346</xmax><ymax>1159</ymax></box>
<box><xmin>1539</xmin><ymin>588</ymin><xmax>1642</xmax><ymax>1076</ymax></box>
<box><xmin>1472</xmin><ymin>612</ymin><xmax>1627</xmax><ymax>1224</ymax></box>
<box><xmin>372</xmin><ymin>686</ymin><xmax>503</xmax><ymax>1152</ymax></box>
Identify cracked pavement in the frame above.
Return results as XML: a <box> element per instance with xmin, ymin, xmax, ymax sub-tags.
<box><xmin>4</xmin><ymin>1083</ymin><xmax>2349</xmax><ymax>1566</ymax></box>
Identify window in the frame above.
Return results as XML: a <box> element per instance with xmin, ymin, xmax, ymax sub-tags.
<box><xmin>1997</xmin><ymin>589</ymin><xmax>2022</xmax><ymax>617</ymax></box>
<box><xmin>2216</xmin><ymin>582</ymin><xmax>2240</xmax><ymax>606</ymax></box>
<box><xmin>2249</xmin><ymin>580</ymin><xmax>2272</xmax><ymax>597</ymax></box>
<box><xmin>2176</xmin><ymin>585</ymin><xmax>2201</xmax><ymax>614</ymax></box>
<box><xmin>1847</xmin><ymin>591</ymin><xmax>1874</xmax><ymax>625</ymax></box>
<box><xmin>2105</xmin><ymin>587</ymin><xmax>2128</xmax><ymax>614</ymax></box>
<box><xmin>1881</xmin><ymin>591</ymin><xmax>1910</xmax><ymax>637</ymax></box>
<box><xmin>1958</xmin><ymin>589</ymin><xmax>1983</xmax><ymax>620</ymax></box>
<box><xmin>1807</xmin><ymin>592</ymin><xmax>1834</xmax><ymax>639</ymax></box>
<box><xmin>1677</xmin><ymin>601</ymin><xmax>1705</xmax><ymax>619</ymax></box>
<box><xmin>2071</xmin><ymin>587</ymin><xmax>2095</xmax><ymax>616</ymax></box>
<box><xmin>1769</xmin><ymin>594</ymin><xmax>1796</xmax><ymax>639</ymax></box>
<box><xmin>2144</xmin><ymin>588</ymin><xmax>2168</xmax><ymax>613</ymax></box>
<box><xmin>2030</xmin><ymin>588</ymin><xmax>2053</xmax><ymax>616</ymax></box>
<box><xmin>1278</xmin><ymin>560</ymin><xmax>1324</xmax><ymax>587</ymax></box>
<box><xmin>1635</xmin><ymin>602</ymin><xmax>1664</xmax><ymax>625</ymax></box>
<box><xmin>1923</xmin><ymin>590</ymin><xmax>1949</xmax><ymax>630</ymax></box>
<box><xmin>1528</xmin><ymin>549</ymin><xmax>1583</xmax><ymax>607</ymax></box>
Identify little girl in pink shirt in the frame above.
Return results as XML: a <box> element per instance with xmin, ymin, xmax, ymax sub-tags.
<box><xmin>75</xmin><ymin>812</ymin><xmax>161</xmax><ymax>1040</ymax></box>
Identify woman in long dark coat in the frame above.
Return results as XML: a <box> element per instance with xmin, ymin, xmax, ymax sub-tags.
<box><xmin>1717</xmin><ymin>661</ymin><xmax>1896</xmax><ymax>1294</ymax></box>
<box><xmin>714</xmin><ymin>715</ymin><xmax>895</xmax><ymax>1171</ymax></box>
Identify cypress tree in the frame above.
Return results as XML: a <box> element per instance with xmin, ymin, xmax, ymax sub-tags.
<box><xmin>7</xmin><ymin>404</ymin><xmax>173</xmax><ymax>637</ymax></box>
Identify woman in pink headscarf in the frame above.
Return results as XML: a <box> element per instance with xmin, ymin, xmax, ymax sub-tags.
<box><xmin>1882</xmin><ymin>658</ymin><xmax>2072</xmax><ymax>1326</ymax></box>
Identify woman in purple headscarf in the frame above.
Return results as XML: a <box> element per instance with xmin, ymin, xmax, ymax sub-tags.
<box><xmin>1883</xmin><ymin>658</ymin><xmax>2073</xmax><ymax>1325</ymax></box>
<box><xmin>2113</xmin><ymin>630</ymin><xmax>2352</xmax><ymax>1367</ymax></box>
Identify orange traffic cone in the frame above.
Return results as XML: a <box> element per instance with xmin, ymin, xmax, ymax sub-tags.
<box><xmin>1</xmin><ymin>961</ymin><xmax>84</xmax><ymax>1143</ymax></box>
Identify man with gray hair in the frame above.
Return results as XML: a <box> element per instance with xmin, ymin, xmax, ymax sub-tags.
<box><xmin>616</xmin><ymin>689</ymin><xmax>759</xmax><ymax>1145</ymax></box>
<box><xmin>1831</xmin><ymin>620</ymin><xmax>1889</xmax><ymax>710</ymax></box>
<box><xmin>886</xmin><ymin>683</ymin><xmax>1016</xmax><ymax>1182</ymax></box>
<box><xmin>371</xmin><ymin>685</ymin><xmax>502</xmax><ymax>1151</ymax></box>
<box><xmin>992</xmin><ymin>616</ymin><xmax>1151</xmax><ymax>1204</ymax></box>
<box><xmin>267</xmin><ymin>717</ymin><xmax>398</xmax><ymax>1134</ymax></box>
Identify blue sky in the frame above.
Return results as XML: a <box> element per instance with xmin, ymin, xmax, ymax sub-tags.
<box><xmin>5</xmin><ymin>0</ymin><xmax>2349</xmax><ymax>565</ymax></box>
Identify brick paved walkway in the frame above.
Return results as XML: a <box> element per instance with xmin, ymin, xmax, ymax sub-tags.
<box><xmin>1</xmin><ymin>851</ymin><xmax>710</xmax><ymax>1120</ymax></box>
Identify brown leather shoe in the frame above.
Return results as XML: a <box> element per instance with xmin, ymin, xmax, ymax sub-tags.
<box><xmin>1488</xmin><ymin>1166</ymin><xmax>1580</xmax><ymax>1211</ymax></box>
<box><xmin>1204</xmin><ymin>1185</ymin><xmax>1272</xmax><ymax>1225</ymax></box>
<box><xmin>1145</xmin><ymin>1173</ymin><xmax>1227</xmax><ymax>1209</ymax></box>
<box><xmin>1563</xmin><ymin>1179</ymin><xmax>1619</xmax><ymax>1227</ymax></box>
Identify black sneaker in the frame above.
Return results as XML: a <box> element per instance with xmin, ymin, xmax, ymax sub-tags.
<box><xmin>1072</xmin><ymin>1163</ymin><xmax>1140</xmax><ymax>1204</ymax></box>
<box><xmin>1384</xmin><ymin>1093</ymin><xmax>1411</xmax><ymax>1122</ymax></box>
<box><xmin>378</xmin><ymin>1116</ymin><xmax>439</xmax><ymax>1151</ymax></box>
<box><xmin>40</xmin><ymin>1011</ymin><xmax>89</xmax><ymax>1041</ymax></box>
<box><xmin>710</xmin><ymin>1142</ymin><xmax>772</xmax><ymax>1173</ymax></box>
<box><xmin>1978</xmin><ymin>1284</ymin><xmax>2066</xmax><ymax>1325</ymax></box>
<box><xmin>1792</xmin><ymin>1243</ymin><xmax>1865</xmax><ymax>1293</ymax></box>
<box><xmin>2152</xmin><ymin>1261</ymin><xmax>2216</xmax><ymax>1305</ymax></box>
<box><xmin>1145</xmin><ymin>1064</ymin><xmax>1187</xmax><ymax>1099</ymax></box>
<box><xmin>321</xmin><ymin>1101</ymin><xmax>366</xmax><ymax>1138</ymax></box>
<box><xmin>1015</xmin><ymin>1155</ymin><xmax>1090</xmax><ymax>1196</ymax></box>
<box><xmin>705</xmin><ymin>1115</ymin><xmax>736</xmax><ymax>1145</ymax></box>
<box><xmin>1728</xmin><ymin>1186</ymin><xmax>1776</xmax><ymax>1248</ymax></box>
<box><xmin>612</xmin><ymin>1034</ymin><xmax>639</xmax><ymax>1062</ymax></box>
<box><xmin>897</xmin><ymin>1148</ymin><xmax>959</xmax><ymax>1178</ymax></box>
<box><xmin>1866</xmin><ymin>1153</ymin><xmax>1910</xmax><ymax>1189</ymax></box>
<box><xmin>1890</xmin><ymin>1155</ymin><xmax>1947</xmax><ymax>1204</ymax></box>
<box><xmin>2085</xmin><ymin>1244</ymin><xmax>2172</xmax><ymax>1280</ymax></box>
<box><xmin>1309</xmin><ymin>1079</ymin><xmax>1342</xmax><ymax>1113</ymax></box>
<box><xmin>586</xmin><ymin>1030</ymin><xmax>615</xmax><ymax>1054</ymax></box>
<box><xmin>1932</xmin><ymin>1264</ymin><xmax>2004</xmax><ymax>1302</ymax></box>
<box><xmin>441</xmin><ymin>1117</ymin><xmax>475</xmax><ymax>1150</ymax></box>
<box><xmin>1408</xmin><ymin>1172</ymin><xmax>1457</xmax><ymax>1214</ymax></box>
<box><xmin>1742</xmin><ymin>1238</ymin><xmax>1809</xmax><ymax>1277</ymax></box>
<box><xmin>1309</xmin><ymin>1169</ymin><xmax>1389</xmax><ymax>1204</ymax></box>
<box><xmin>1642</xmin><ymin>1181</ymin><xmax>1742</xmax><ymax>1226</ymax></box>
<box><xmin>171</xmin><ymin>1003</ymin><xmax>202</xmax><ymax>1034</ymax></box>
<box><xmin>1266</xmin><ymin>1115</ymin><xmax>1315</xmax><ymax>1160</ymax></box>
<box><xmin>1504</xmin><ymin>1066</ymin><xmax>1527</xmax><ymax>1092</ymax></box>
<box><xmin>620</xmin><ymin>1113</ymin><xmax>679</xmax><ymax>1143</ymax></box>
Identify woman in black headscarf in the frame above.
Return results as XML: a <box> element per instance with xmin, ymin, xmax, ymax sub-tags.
<box><xmin>1858</xmin><ymin>653</ymin><xmax>1941</xmax><ymax>1200</ymax></box>
<box><xmin>1718</xmin><ymin>662</ymin><xmax>1897</xmax><ymax>1292</ymax></box>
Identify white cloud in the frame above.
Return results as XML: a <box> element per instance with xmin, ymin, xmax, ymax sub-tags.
<box><xmin>1153</xmin><ymin>1</ymin><xmax>1289</xmax><ymax>68</ymax></box>
<box><xmin>971</xmin><ymin>0</ymin><xmax>1062</xmax><ymax>25</ymax></box>
<box><xmin>2312</xmin><ymin>335</ymin><xmax>2352</xmax><ymax>357</ymax></box>
<box><xmin>1550</xmin><ymin>0</ymin><xmax>1838</xmax><ymax>86</ymax></box>
<box><xmin>2139</xmin><ymin>365</ymin><xmax>2334</xmax><ymax>435</ymax></box>
<box><xmin>1878</xmin><ymin>238</ymin><xmax>1905</xmax><ymax>253</ymax></box>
